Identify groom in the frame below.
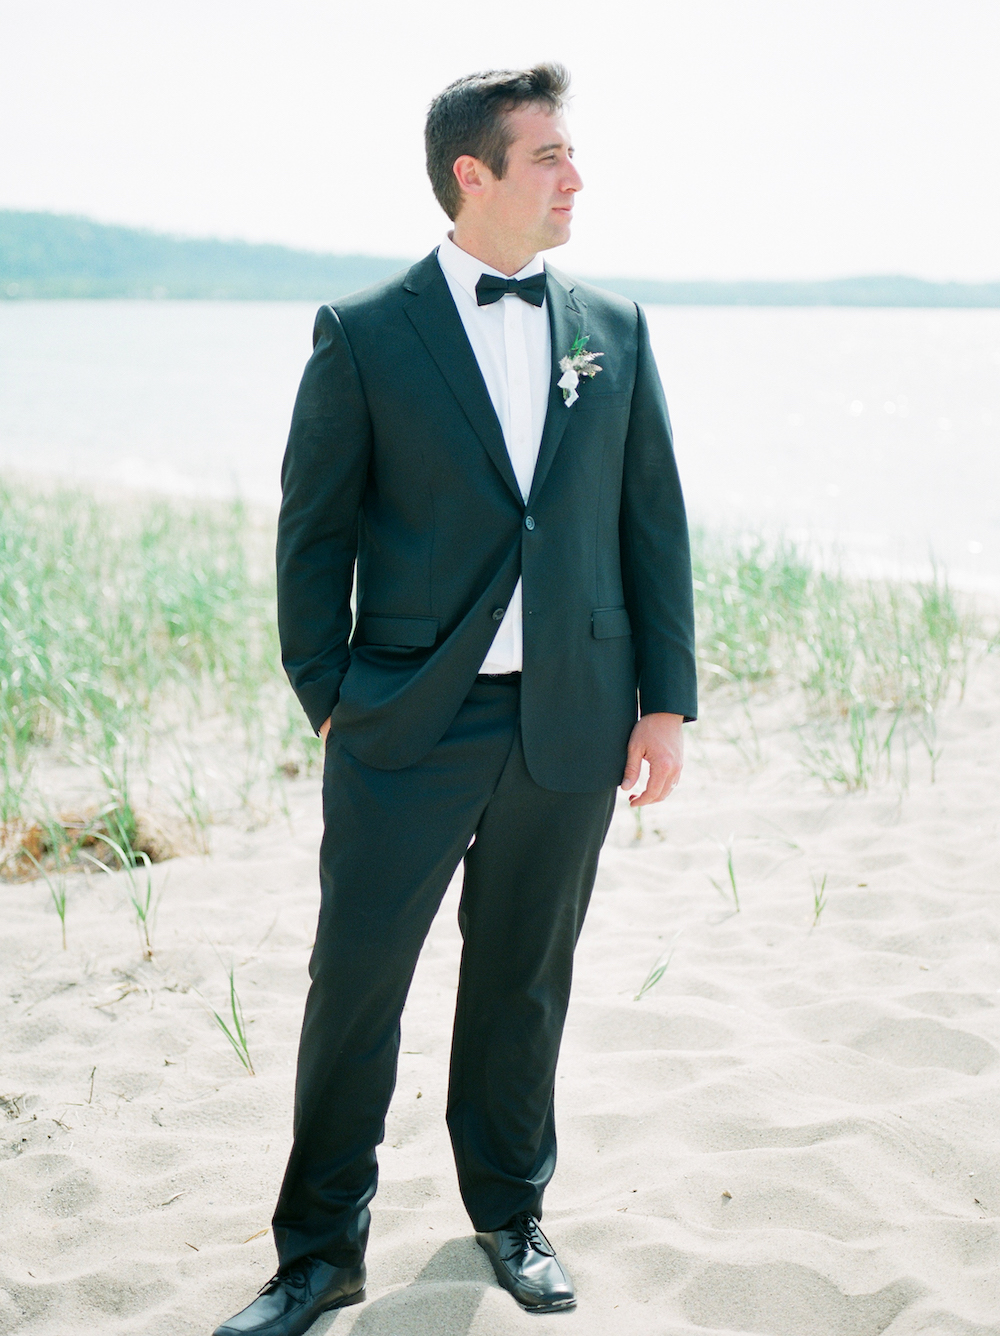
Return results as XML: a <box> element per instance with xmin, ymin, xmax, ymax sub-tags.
<box><xmin>214</xmin><ymin>62</ymin><xmax>696</xmax><ymax>1336</ymax></box>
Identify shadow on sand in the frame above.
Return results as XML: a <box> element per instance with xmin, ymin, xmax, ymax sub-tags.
<box><xmin>313</xmin><ymin>1236</ymin><xmax>493</xmax><ymax>1336</ymax></box>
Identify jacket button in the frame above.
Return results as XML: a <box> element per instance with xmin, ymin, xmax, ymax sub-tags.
<box><xmin>492</xmin><ymin>607</ymin><xmax>505</xmax><ymax>622</ymax></box>
<box><xmin>524</xmin><ymin>515</ymin><xmax>535</xmax><ymax>531</ymax></box>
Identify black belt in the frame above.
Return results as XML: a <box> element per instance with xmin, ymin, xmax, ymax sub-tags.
<box><xmin>475</xmin><ymin>670</ymin><xmax>522</xmax><ymax>681</ymax></box>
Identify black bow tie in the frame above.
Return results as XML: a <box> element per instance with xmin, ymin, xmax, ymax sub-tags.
<box><xmin>475</xmin><ymin>272</ymin><xmax>547</xmax><ymax>307</ymax></box>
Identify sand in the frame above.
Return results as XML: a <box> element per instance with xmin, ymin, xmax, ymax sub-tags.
<box><xmin>2</xmin><ymin>656</ymin><xmax>1000</xmax><ymax>1336</ymax></box>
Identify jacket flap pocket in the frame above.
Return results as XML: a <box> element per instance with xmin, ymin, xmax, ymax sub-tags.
<box><xmin>592</xmin><ymin>607</ymin><xmax>632</xmax><ymax>639</ymax></box>
<box><xmin>363</xmin><ymin>614</ymin><xmax>439</xmax><ymax>647</ymax></box>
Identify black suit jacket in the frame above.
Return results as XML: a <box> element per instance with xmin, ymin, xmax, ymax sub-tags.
<box><xmin>276</xmin><ymin>249</ymin><xmax>697</xmax><ymax>793</ymax></box>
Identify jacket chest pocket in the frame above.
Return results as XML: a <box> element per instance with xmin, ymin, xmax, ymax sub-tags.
<box><xmin>573</xmin><ymin>389</ymin><xmax>630</xmax><ymax>412</ymax></box>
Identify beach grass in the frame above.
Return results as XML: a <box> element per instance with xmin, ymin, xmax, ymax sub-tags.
<box><xmin>206</xmin><ymin>963</ymin><xmax>255</xmax><ymax>1075</ymax></box>
<box><xmin>0</xmin><ymin>478</ymin><xmax>319</xmax><ymax>870</ymax></box>
<box><xmin>80</xmin><ymin>831</ymin><xmax>159</xmax><ymax>959</ymax></box>
<box><xmin>635</xmin><ymin>928</ymin><xmax>683</xmax><ymax>1001</ymax></box>
<box><xmin>709</xmin><ymin>835</ymin><xmax>741</xmax><ymax>913</ymax></box>
<box><xmin>21</xmin><ymin>845</ymin><xmax>69</xmax><ymax>948</ymax></box>
<box><xmin>810</xmin><ymin>872</ymin><xmax>829</xmax><ymax>929</ymax></box>
<box><xmin>691</xmin><ymin>529</ymin><xmax>992</xmax><ymax>787</ymax></box>
<box><xmin>1</xmin><ymin>481</ymin><xmax>994</xmax><ymax>875</ymax></box>
<box><xmin>692</xmin><ymin>530</ymin><xmax>979</xmax><ymax>711</ymax></box>
<box><xmin>0</xmin><ymin>480</ymin><xmax>279</xmax><ymax>750</ymax></box>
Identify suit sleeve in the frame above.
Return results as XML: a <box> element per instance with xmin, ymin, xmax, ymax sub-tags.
<box><xmin>276</xmin><ymin>304</ymin><xmax>372</xmax><ymax>733</ymax></box>
<box><xmin>620</xmin><ymin>305</ymin><xmax>698</xmax><ymax>722</ymax></box>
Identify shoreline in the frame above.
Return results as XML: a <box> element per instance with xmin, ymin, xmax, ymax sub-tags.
<box><xmin>5</xmin><ymin>464</ymin><xmax>998</xmax><ymax>598</ymax></box>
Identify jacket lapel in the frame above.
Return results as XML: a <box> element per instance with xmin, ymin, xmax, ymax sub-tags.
<box><xmin>527</xmin><ymin>268</ymin><xmax>587</xmax><ymax>507</ymax></box>
<box><xmin>402</xmin><ymin>252</ymin><xmax>522</xmax><ymax>504</ymax></box>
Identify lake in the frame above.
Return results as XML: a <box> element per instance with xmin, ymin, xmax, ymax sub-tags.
<box><xmin>1</xmin><ymin>299</ymin><xmax>998</xmax><ymax>589</ymax></box>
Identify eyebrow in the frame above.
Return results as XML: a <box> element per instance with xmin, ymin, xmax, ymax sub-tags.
<box><xmin>532</xmin><ymin>142</ymin><xmax>571</xmax><ymax>156</ymax></box>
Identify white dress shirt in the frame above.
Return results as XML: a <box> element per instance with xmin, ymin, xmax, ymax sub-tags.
<box><xmin>436</xmin><ymin>232</ymin><xmax>551</xmax><ymax>673</ymax></box>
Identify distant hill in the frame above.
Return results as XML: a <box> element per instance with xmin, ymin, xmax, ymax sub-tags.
<box><xmin>3</xmin><ymin>211</ymin><xmax>999</xmax><ymax>306</ymax></box>
<box><xmin>0</xmin><ymin>211</ymin><xmax>407</xmax><ymax>300</ymax></box>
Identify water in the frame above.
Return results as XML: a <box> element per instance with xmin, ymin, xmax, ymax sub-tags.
<box><xmin>649</xmin><ymin>306</ymin><xmax>1000</xmax><ymax>590</ymax></box>
<box><xmin>2</xmin><ymin>299</ymin><xmax>998</xmax><ymax>589</ymax></box>
<box><xmin>0</xmin><ymin>301</ymin><xmax>310</xmax><ymax>501</ymax></box>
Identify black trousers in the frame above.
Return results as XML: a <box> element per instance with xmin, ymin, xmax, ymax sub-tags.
<box><xmin>271</xmin><ymin>676</ymin><xmax>617</xmax><ymax>1269</ymax></box>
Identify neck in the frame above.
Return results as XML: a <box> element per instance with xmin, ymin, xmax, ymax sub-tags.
<box><xmin>449</xmin><ymin>221</ymin><xmax>537</xmax><ymax>277</ymax></box>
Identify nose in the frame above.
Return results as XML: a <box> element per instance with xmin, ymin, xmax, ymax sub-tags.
<box><xmin>563</xmin><ymin>159</ymin><xmax>583</xmax><ymax>194</ymax></box>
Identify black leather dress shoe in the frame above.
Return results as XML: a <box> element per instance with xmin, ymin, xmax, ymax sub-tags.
<box><xmin>212</xmin><ymin>1257</ymin><xmax>366</xmax><ymax>1336</ymax></box>
<box><xmin>476</xmin><ymin>1213</ymin><xmax>576</xmax><ymax>1313</ymax></box>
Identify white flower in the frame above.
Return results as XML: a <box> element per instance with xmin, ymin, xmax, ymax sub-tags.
<box><xmin>557</xmin><ymin>365</ymin><xmax>580</xmax><ymax>407</ymax></box>
<box><xmin>559</xmin><ymin>336</ymin><xmax>603</xmax><ymax>407</ymax></box>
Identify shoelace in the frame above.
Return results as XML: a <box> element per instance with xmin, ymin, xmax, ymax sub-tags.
<box><xmin>506</xmin><ymin>1213</ymin><xmax>556</xmax><ymax>1258</ymax></box>
<box><xmin>258</xmin><ymin>1265</ymin><xmax>308</xmax><ymax>1297</ymax></box>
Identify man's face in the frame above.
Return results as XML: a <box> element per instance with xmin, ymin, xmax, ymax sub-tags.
<box><xmin>469</xmin><ymin>104</ymin><xmax>582</xmax><ymax>253</ymax></box>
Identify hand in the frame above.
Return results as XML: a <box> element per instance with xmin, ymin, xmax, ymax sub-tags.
<box><xmin>621</xmin><ymin>712</ymin><xmax>684</xmax><ymax>807</ymax></box>
<box><xmin>319</xmin><ymin>717</ymin><xmax>331</xmax><ymax>742</ymax></box>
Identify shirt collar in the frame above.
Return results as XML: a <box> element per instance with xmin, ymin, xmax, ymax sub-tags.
<box><xmin>437</xmin><ymin>232</ymin><xmax>546</xmax><ymax>301</ymax></box>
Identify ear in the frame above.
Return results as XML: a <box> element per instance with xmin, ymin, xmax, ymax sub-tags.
<box><xmin>452</xmin><ymin>154</ymin><xmax>490</xmax><ymax>202</ymax></box>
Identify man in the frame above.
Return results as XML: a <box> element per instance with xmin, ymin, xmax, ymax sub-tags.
<box><xmin>214</xmin><ymin>62</ymin><xmax>696</xmax><ymax>1336</ymax></box>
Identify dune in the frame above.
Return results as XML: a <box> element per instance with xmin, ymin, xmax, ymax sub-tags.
<box><xmin>2</xmin><ymin>654</ymin><xmax>999</xmax><ymax>1336</ymax></box>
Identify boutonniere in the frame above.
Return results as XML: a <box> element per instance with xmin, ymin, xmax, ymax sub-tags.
<box><xmin>558</xmin><ymin>332</ymin><xmax>603</xmax><ymax>407</ymax></box>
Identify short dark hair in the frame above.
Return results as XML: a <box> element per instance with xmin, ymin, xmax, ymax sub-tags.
<box><xmin>425</xmin><ymin>63</ymin><xmax>571</xmax><ymax>221</ymax></box>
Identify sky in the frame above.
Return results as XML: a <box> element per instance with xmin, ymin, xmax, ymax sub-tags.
<box><xmin>2</xmin><ymin>0</ymin><xmax>999</xmax><ymax>282</ymax></box>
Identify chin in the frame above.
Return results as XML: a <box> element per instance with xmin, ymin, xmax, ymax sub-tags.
<box><xmin>541</xmin><ymin>224</ymin><xmax>571</xmax><ymax>251</ymax></box>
